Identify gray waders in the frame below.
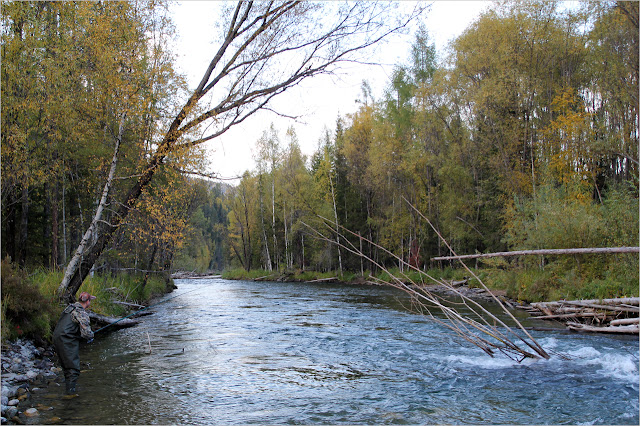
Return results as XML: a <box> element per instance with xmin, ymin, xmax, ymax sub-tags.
<box><xmin>52</xmin><ymin>305</ymin><xmax>82</xmax><ymax>394</ymax></box>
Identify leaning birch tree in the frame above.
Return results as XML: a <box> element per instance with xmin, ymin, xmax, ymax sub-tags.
<box><xmin>58</xmin><ymin>1</ymin><xmax>425</xmax><ymax>302</ymax></box>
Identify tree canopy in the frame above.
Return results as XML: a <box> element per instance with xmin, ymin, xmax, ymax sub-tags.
<box><xmin>1</xmin><ymin>1</ymin><xmax>637</xmax><ymax>303</ymax></box>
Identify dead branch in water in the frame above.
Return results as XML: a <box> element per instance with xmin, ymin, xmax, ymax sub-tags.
<box><xmin>300</xmin><ymin>199</ymin><xmax>552</xmax><ymax>362</ymax></box>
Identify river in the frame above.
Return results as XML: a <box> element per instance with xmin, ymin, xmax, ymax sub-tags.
<box><xmin>30</xmin><ymin>278</ymin><xmax>639</xmax><ymax>424</ymax></box>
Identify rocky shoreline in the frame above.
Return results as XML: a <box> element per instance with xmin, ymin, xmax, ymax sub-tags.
<box><xmin>1</xmin><ymin>339</ymin><xmax>60</xmax><ymax>425</ymax></box>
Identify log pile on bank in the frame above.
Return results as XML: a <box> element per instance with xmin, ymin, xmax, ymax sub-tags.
<box><xmin>520</xmin><ymin>297</ymin><xmax>639</xmax><ymax>334</ymax></box>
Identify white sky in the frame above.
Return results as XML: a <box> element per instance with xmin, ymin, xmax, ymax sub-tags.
<box><xmin>169</xmin><ymin>1</ymin><xmax>491</xmax><ymax>181</ymax></box>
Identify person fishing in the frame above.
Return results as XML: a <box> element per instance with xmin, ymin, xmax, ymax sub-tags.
<box><xmin>52</xmin><ymin>291</ymin><xmax>95</xmax><ymax>395</ymax></box>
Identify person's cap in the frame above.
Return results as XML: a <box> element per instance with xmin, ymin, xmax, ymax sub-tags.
<box><xmin>78</xmin><ymin>292</ymin><xmax>97</xmax><ymax>302</ymax></box>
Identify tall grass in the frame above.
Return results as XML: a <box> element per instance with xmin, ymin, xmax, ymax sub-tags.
<box><xmin>1</xmin><ymin>259</ymin><xmax>174</xmax><ymax>344</ymax></box>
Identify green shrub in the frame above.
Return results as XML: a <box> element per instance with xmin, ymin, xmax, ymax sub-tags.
<box><xmin>1</xmin><ymin>258</ymin><xmax>57</xmax><ymax>342</ymax></box>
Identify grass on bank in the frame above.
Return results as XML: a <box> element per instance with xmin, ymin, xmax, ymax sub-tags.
<box><xmin>222</xmin><ymin>256</ymin><xmax>638</xmax><ymax>303</ymax></box>
<box><xmin>1</xmin><ymin>258</ymin><xmax>173</xmax><ymax>344</ymax></box>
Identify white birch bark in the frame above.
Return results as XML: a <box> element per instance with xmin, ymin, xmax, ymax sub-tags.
<box><xmin>329</xmin><ymin>173</ymin><xmax>342</xmax><ymax>274</ymax></box>
<box><xmin>57</xmin><ymin>113</ymin><xmax>126</xmax><ymax>297</ymax></box>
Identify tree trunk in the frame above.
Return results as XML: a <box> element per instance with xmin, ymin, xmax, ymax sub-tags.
<box><xmin>301</xmin><ymin>233</ymin><xmax>305</xmax><ymax>271</ymax></box>
<box><xmin>53</xmin><ymin>1</ymin><xmax>421</xmax><ymax>301</ymax></box>
<box><xmin>271</xmin><ymin>177</ymin><xmax>279</xmax><ymax>269</ymax></box>
<box><xmin>62</xmin><ymin>167</ymin><xmax>68</xmax><ymax>265</ymax></box>
<box><xmin>259</xmin><ymin>189</ymin><xmax>272</xmax><ymax>271</ymax></box>
<box><xmin>51</xmin><ymin>180</ymin><xmax>59</xmax><ymax>269</ymax></box>
<box><xmin>329</xmin><ymin>173</ymin><xmax>342</xmax><ymax>274</ymax></box>
<box><xmin>18</xmin><ymin>186</ymin><xmax>29</xmax><ymax>267</ymax></box>
<box><xmin>58</xmin><ymin>113</ymin><xmax>125</xmax><ymax>302</ymax></box>
<box><xmin>141</xmin><ymin>242</ymin><xmax>158</xmax><ymax>291</ymax></box>
<box><xmin>6</xmin><ymin>191</ymin><xmax>17</xmax><ymax>262</ymax></box>
<box><xmin>241</xmin><ymin>185</ymin><xmax>252</xmax><ymax>271</ymax></box>
<box><xmin>283</xmin><ymin>202</ymin><xmax>290</xmax><ymax>268</ymax></box>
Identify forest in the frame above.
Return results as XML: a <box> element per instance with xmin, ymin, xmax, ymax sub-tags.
<box><xmin>1</xmin><ymin>0</ymin><xmax>638</xmax><ymax>335</ymax></box>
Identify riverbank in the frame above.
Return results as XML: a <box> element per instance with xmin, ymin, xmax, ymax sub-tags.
<box><xmin>2</xmin><ymin>257</ymin><xmax>175</xmax><ymax>344</ymax></box>
<box><xmin>1</xmin><ymin>271</ymin><xmax>177</xmax><ymax>424</ymax></box>
<box><xmin>1</xmin><ymin>339</ymin><xmax>59</xmax><ymax>424</ymax></box>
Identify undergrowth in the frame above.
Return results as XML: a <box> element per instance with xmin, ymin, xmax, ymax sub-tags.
<box><xmin>482</xmin><ymin>255</ymin><xmax>639</xmax><ymax>302</ymax></box>
<box><xmin>1</xmin><ymin>258</ymin><xmax>174</xmax><ymax>344</ymax></box>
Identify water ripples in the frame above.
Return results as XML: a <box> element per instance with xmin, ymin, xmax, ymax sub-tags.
<box><xmin>24</xmin><ymin>278</ymin><xmax>639</xmax><ymax>425</ymax></box>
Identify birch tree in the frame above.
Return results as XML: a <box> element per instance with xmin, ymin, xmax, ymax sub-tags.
<box><xmin>57</xmin><ymin>1</ymin><xmax>424</xmax><ymax>301</ymax></box>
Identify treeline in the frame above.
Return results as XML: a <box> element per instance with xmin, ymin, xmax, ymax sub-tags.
<box><xmin>221</xmin><ymin>2</ymin><xmax>638</xmax><ymax>297</ymax></box>
<box><xmin>1</xmin><ymin>1</ymin><xmax>638</xmax><ymax>301</ymax></box>
<box><xmin>1</xmin><ymin>1</ymin><xmax>227</xmax><ymax>277</ymax></box>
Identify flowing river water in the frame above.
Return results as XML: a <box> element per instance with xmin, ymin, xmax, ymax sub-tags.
<box><xmin>30</xmin><ymin>278</ymin><xmax>638</xmax><ymax>424</ymax></box>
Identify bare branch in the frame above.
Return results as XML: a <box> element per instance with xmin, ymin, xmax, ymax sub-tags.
<box><xmin>301</xmin><ymin>200</ymin><xmax>552</xmax><ymax>361</ymax></box>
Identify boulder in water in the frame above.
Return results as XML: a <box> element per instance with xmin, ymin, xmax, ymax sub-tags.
<box><xmin>24</xmin><ymin>407</ymin><xmax>39</xmax><ymax>417</ymax></box>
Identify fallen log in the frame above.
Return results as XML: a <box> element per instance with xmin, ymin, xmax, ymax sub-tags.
<box><xmin>561</xmin><ymin>300</ymin><xmax>639</xmax><ymax>313</ymax></box>
<box><xmin>253</xmin><ymin>275</ymin><xmax>274</xmax><ymax>281</ymax></box>
<box><xmin>445</xmin><ymin>279</ymin><xmax>469</xmax><ymax>287</ymax></box>
<box><xmin>532</xmin><ymin>312</ymin><xmax>608</xmax><ymax>320</ymax></box>
<box><xmin>534</xmin><ymin>297</ymin><xmax>639</xmax><ymax>306</ymax></box>
<box><xmin>112</xmin><ymin>300</ymin><xmax>146</xmax><ymax>309</ymax></box>
<box><xmin>610</xmin><ymin>317</ymin><xmax>640</xmax><ymax>326</ymax></box>
<box><xmin>431</xmin><ymin>247</ymin><xmax>640</xmax><ymax>261</ymax></box>
<box><xmin>307</xmin><ymin>277</ymin><xmax>338</xmax><ymax>283</ymax></box>
<box><xmin>131</xmin><ymin>310</ymin><xmax>155</xmax><ymax>318</ymax></box>
<box><xmin>565</xmin><ymin>297</ymin><xmax>639</xmax><ymax>306</ymax></box>
<box><xmin>529</xmin><ymin>297</ymin><xmax>639</xmax><ymax>333</ymax></box>
<box><xmin>566</xmin><ymin>322</ymin><xmax>639</xmax><ymax>334</ymax></box>
<box><xmin>88</xmin><ymin>311</ymin><xmax>139</xmax><ymax>329</ymax></box>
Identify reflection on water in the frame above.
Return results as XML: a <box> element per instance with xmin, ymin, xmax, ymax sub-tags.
<box><xmin>27</xmin><ymin>279</ymin><xmax>639</xmax><ymax>425</ymax></box>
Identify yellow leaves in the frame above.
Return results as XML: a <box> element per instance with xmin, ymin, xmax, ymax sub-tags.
<box><xmin>131</xmin><ymin>170</ymin><xmax>196</xmax><ymax>254</ymax></box>
<box><xmin>540</xmin><ymin>87</ymin><xmax>595</xmax><ymax>199</ymax></box>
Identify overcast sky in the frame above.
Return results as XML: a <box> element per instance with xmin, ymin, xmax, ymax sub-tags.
<box><xmin>169</xmin><ymin>1</ymin><xmax>491</xmax><ymax>181</ymax></box>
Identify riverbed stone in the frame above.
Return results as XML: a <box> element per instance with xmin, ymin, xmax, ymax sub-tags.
<box><xmin>24</xmin><ymin>408</ymin><xmax>38</xmax><ymax>417</ymax></box>
<box><xmin>1</xmin><ymin>396</ymin><xmax>8</xmax><ymax>406</ymax></box>
<box><xmin>7</xmin><ymin>400</ymin><xmax>18</xmax><ymax>407</ymax></box>
<box><xmin>5</xmin><ymin>407</ymin><xmax>17</xmax><ymax>419</ymax></box>
<box><xmin>1</xmin><ymin>386</ymin><xmax>16</xmax><ymax>398</ymax></box>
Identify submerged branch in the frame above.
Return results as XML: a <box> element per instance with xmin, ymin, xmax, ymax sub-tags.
<box><xmin>301</xmin><ymin>199</ymin><xmax>553</xmax><ymax>362</ymax></box>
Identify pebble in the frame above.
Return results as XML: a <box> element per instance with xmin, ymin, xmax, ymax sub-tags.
<box><xmin>5</xmin><ymin>407</ymin><xmax>17</xmax><ymax>419</ymax></box>
<box><xmin>1</xmin><ymin>337</ymin><xmax>58</xmax><ymax>423</ymax></box>
<box><xmin>23</xmin><ymin>408</ymin><xmax>38</xmax><ymax>417</ymax></box>
<box><xmin>1</xmin><ymin>387</ymin><xmax>16</xmax><ymax>399</ymax></box>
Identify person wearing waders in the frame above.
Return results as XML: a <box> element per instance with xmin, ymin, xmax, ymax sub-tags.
<box><xmin>53</xmin><ymin>291</ymin><xmax>95</xmax><ymax>394</ymax></box>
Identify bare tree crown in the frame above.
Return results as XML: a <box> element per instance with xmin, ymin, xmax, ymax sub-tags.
<box><xmin>173</xmin><ymin>1</ymin><xmax>425</xmax><ymax>150</ymax></box>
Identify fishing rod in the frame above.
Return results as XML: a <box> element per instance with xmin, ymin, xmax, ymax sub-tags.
<box><xmin>93</xmin><ymin>283</ymin><xmax>212</xmax><ymax>334</ymax></box>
